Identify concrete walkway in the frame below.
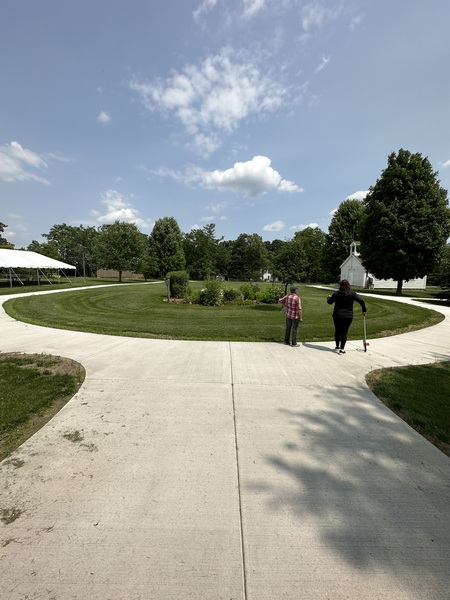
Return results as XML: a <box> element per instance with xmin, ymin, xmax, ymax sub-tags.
<box><xmin>0</xmin><ymin>288</ymin><xmax>449</xmax><ymax>599</ymax></box>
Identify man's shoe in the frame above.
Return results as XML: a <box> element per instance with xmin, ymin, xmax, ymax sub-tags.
<box><xmin>339</xmin><ymin>349</ymin><xmax>346</xmax><ymax>354</ymax></box>
<box><xmin>292</xmin><ymin>343</ymin><xmax>299</xmax><ymax>347</ymax></box>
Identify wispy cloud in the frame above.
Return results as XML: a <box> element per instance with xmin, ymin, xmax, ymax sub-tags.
<box><xmin>347</xmin><ymin>190</ymin><xmax>369</xmax><ymax>200</ymax></box>
<box><xmin>0</xmin><ymin>141</ymin><xmax>50</xmax><ymax>185</ymax></box>
<box><xmin>92</xmin><ymin>190</ymin><xmax>154</xmax><ymax>229</ymax></box>
<box><xmin>290</xmin><ymin>222</ymin><xmax>319</xmax><ymax>231</ymax></box>
<box><xmin>263</xmin><ymin>220</ymin><xmax>285</xmax><ymax>232</ymax></box>
<box><xmin>193</xmin><ymin>0</ymin><xmax>220</xmax><ymax>22</ymax></box>
<box><xmin>242</xmin><ymin>0</ymin><xmax>266</xmax><ymax>19</ymax></box>
<box><xmin>130</xmin><ymin>49</ymin><xmax>289</xmax><ymax>155</ymax></box>
<box><xmin>97</xmin><ymin>111</ymin><xmax>111</xmax><ymax>123</ymax></box>
<box><xmin>440</xmin><ymin>159</ymin><xmax>450</xmax><ymax>168</ymax></box>
<box><xmin>315</xmin><ymin>54</ymin><xmax>330</xmax><ymax>73</ymax></box>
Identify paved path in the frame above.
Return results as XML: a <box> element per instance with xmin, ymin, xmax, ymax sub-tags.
<box><xmin>1</xmin><ymin>288</ymin><xmax>449</xmax><ymax>599</ymax></box>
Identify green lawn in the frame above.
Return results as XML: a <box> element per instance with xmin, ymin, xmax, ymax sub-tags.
<box><xmin>366</xmin><ymin>362</ymin><xmax>450</xmax><ymax>457</ymax></box>
<box><xmin>0</xmin><ymin>354</ymin><xmax>85</xmax><ymax>461</ymax></box>
<box><xmin>3</xmin><ymin>281</ymin><xmax>443</xmax><ymax>342</ymax></box>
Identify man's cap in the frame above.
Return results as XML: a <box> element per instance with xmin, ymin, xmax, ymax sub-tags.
<box><xmin>290</xmin><ymin>285</ymin><xmax>299</xmax><ymax>292</ymax></box>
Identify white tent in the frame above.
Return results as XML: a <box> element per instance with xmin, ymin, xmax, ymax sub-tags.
<box><xmin>0</xmin><ymin>249</ymin><xmax>76</xmax><ymax>287</ymax></box>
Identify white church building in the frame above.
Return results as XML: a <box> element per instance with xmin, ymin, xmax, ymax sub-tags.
<box><xmin>340</xmin><ymin>242</ymin><xmax>427</xmax><ymax>290</ymax></box>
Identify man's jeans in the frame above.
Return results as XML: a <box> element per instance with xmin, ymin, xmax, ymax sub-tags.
<box><xmin>285</xmin><ymin>317</ymin><xmax>300</xmax><ymax>345</ymax></box>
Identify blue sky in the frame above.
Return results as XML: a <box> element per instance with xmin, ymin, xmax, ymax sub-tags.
<box><xmin>1</xmin><ymin>0</ymin><xmax>449</xmax><ymax>248</ymax></box>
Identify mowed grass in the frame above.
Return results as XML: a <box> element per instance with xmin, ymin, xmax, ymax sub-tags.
<box><xmin>366</xmin><ymin>362</ymin><xmax>450</xmax><ymax>457</ymax></box>
<box><xmin>3</xmin><ymin>281</ymin><xmax>443</xmax><ymax>342</ymax></box>
<box><xmin>0</xmin><ymin>354</ymin><xmax>85</xmax><ymax>461</ymax></box>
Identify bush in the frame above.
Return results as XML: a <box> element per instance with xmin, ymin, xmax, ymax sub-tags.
<box><xmin>198</xmin><ymin>279</ymin><xmax>223</xmax><ymax>306</ymax></box>
<box><xmin>239</xmin><ymin>282</ymin><xmax>259</xmax><ymax>301</ymax></box>
<box><xmin>168</xmin><ymin>270</ymin><xmax>189</xmax><ymax>299</ymax></box>
<box><xmin>222</xmin><ymin>287</ymin><xmax>242</xmax><ymax>303</ymax></box>
<box><xmin>257</xmin><ymin>284</ymin><xmax>284</xmax><ymax>304</ymax></box>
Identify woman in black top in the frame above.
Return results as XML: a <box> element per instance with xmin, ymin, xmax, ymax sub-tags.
<box><xmin>327</xmin><ymin>279</ymin><xmax>367</xmax><ymax>354</ymax></box>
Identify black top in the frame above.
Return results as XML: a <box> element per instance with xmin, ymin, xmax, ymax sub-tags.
<box><xmin>327</xmin><ymin>290</ymin><xmax>367</xmax><ymax>319</ymax></box>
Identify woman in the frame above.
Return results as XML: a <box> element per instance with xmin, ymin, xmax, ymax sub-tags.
<box><xmin>327</xmin><ymin>279</ymin><xmax>367</xmax><ymax>354</ymax></box>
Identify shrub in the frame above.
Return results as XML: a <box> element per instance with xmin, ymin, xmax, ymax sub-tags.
<box><xmin>168</xmin><ymin>270</ymin><xmax>189</xmax><ymax>299</ymax></box>
<box><xmin>222</xmin><ymin>287</ymin><xmax>242</xmax><ymax>303</ymax></box>
<box><xmin>198</xmin><ymin>279</ymin><xmax>223</xmax><ymax>306</ymax></box>
<box><xmin>239</xmin><ymin>282</ymin><xmax>259</xmax><ymax>300</ymax></box>
<box><xmin>257</xmin><ymin>284</ymin><xmax>284</xmax><ymax>304</ymax></box>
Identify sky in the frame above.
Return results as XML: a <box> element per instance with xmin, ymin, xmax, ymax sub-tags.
<box><xmin>1</xmin><ymin>0</ymin><xmax>450</xmax><ymax>249</ymax></box>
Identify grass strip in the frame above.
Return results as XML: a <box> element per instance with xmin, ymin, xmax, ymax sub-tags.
<box><xmin>3</xmin><ymin>282</ymin><xmax>443</xmax><ymax>342</ymax></box>
<box><xmin>0</xmin><ymin>354</ymin><xmax>85</xmax><ymax>461</ymax></box>
<box><xmin>366</xmin><ymin>362</ymin><xmax>450</xmax><ymax>457</ymax></box>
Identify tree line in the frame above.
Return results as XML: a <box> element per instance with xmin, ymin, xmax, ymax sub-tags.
<box><xmin>2</xmin><ymin>149</ymin><xmax>450</xmax><ymax>293</ymax></box>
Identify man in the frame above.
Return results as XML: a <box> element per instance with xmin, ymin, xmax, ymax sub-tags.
<box><xmin>278</xmin><ymin>285</ymin><xmax>302</xmax><ymax>347</ymax></box>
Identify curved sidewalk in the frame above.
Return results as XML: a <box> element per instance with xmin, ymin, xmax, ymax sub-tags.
<box><xmin>1</xmin><ymin>289</ymin><xmax>449</xmax><ymax>599</ymax></box>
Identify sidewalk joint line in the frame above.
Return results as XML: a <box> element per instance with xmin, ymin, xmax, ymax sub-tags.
<box><xmin>229</xmin><ymin>341</ymin><xmax>248</xmax><ymax>600</ymax></box>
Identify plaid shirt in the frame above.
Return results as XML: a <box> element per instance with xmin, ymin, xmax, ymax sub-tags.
<box><xmin>279</xmin><ymin>293</ymin><xmax>302</xmax><ymax>319</ymax></box>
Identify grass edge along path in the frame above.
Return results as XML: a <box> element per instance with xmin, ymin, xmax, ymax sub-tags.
<box><xmin>0</xmin><ymin>353</ymin><xmax>85</xmax><ymax>462</ymax></box>
<box><xmin>366</xmin><ymin>362</ymin><xmax>450</xmax><ymax>458</ymax></box>
<box><xmin>3</xmin><ymin>282</ymin><xmax>444</xmax><ymax>342</ymax></box>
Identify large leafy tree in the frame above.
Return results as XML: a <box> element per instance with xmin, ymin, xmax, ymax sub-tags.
<box><xmin>360</xmin><ymin>149</ymin><xmax>450</xmax><ymax>295</ymax></box>
<box><xmin>294</xmin><ymin>227</ymin><xmax>327</xmax><ymax>283</ymax></box>
<box><xmin>323</xmin><ymin>199</ymin><xmax>365</xmax><ymax>281</ymax></box>
<box><xmin>0</xmin><ymin>222</ymin><xmax>14</xmax><ymax>248</ymax></box>
<box><xmin>273</xmin><ymin>237</ymin><xmax>306</xmax><ymax>293</ymax></box>
<box><xmin>93</xmin><ymin>221</ymin><xmax>147</xmax><ymax>282</ymax></box>
<box><xmin>229</xmin><ymin>233</ymin><xmax>267</xmax><ymax>280</ymax></box>
<box><xmin>182</xmin><ymin>223</ymin><xmax>220</xmax><ymax>279</ymax></box>
<box><xmin>43</xmin><ymin>223</ymin><xmax>99</xmax><ymax>276</ymax></box>
<box><xmin>149</xmin><ymin>216</ymin><xmax>185</xmax><ymax>278</ymax></box>
<box><xmin>27</xmin><ymin>240</ymin><xmax>60</xmax><ymax>260</ymax></box>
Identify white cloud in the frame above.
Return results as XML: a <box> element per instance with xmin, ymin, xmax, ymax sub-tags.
<box><xmin>290</xmin><ymin>222</ymin><xmax>319</xmax><ymax>231</ymax></box>
<box><xmin>242</xmin><ymin>0</ymin><xmax>266</xmax><ymax>19</ymax></box>
<box><xmin>347</xmin><ymin>190</ymin><xmax>369</xmax><ymax>200</ymax></box>
<box><xmin>200</xmin><ymin>155</ymin><xmax>303</xmax><ymax>196</ymax></box>
<box><xmin>130</xmin><ymin>49</ymin><xmax>289</xmax><ymax>155</ymax></box>
<box><xmin>263</xmin><ymin>220</ymin><xmax>285</xmax><ymax>232</ymax></box>
<box><xmin>440</xmin><ymin>159</ymin><xmax>450</xmax><ymax>168</ymax></box>
<box><xmin>301</xmin><ymin>3</ymin><xmax>343</xmax><ymax>31</ymax></box>
<box><xmin>93</xmin><ymin>190</ymin><xmax>154</xmax><ymax>229</ymax></box>
<box><xmin>193</xmin><ymin>0</ymin><xmax>219</xmax><ymax>22</ymax></box>
<box><xmin>315</xmin><ymin>54</ymin><xmax>330</xmax><ymax>73</ymax></box>
<box><xmin>98</xmin><ymin>111</ymin><xmax>111</xmax><ymax>123</ymax></box>
<box><xmin>0</xmin><ymin>141</ymin><xmax>50</xmax><ymax>185</ymax></box>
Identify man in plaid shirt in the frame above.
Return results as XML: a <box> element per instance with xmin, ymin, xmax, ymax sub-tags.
<box><xmin>278</xmin><ymin>285</ymin><xmax>302</xmax><ymax>346</ymax></box>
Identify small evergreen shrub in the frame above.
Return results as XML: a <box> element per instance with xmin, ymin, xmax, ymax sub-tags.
<box><xmin>198</xmin><ymin>279</ymin><xmax>223</xmax><ymax>306</ymax></box>
<box><xmin>168</xmin><ymin>270</ymin><xmax>189</xmax><ymax>298</ymax></box>
<box><xmin>257</xmin><ymin>284</ymin><xmax>284</xmax><ymax>304</ymax></box>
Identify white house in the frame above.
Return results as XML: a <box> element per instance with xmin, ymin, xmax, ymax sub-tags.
<box><xmin>340</xmin><ymin>242</ymin><xmax>427</xmax><ymax>290</ymax></box>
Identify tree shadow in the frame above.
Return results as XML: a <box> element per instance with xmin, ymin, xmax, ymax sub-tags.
<box><xmin>244</xmin><ymin>385</ymin><xmax>450</xmax><ymax>592</ymax></box>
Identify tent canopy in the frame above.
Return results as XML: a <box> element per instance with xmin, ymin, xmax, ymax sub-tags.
<box><xmin>0</xmin><ymin>249</ymin><xmax>76</xmax><ymax>270</ymax></box>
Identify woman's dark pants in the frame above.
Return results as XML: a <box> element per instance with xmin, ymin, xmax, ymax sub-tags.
<box><xmin>333</xmin><ymin>316</ymin><xmax>353</xmax><ymax>349</ymax></box>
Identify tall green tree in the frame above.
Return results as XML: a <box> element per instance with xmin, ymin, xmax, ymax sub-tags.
<box><xmin>229</xmin><ymin>233</ymin><xmax>267</xmax><ymax>280</ymax></box>
<box><xmin>360</xmin><ymin>149</ymin><xmax>450</xmax><ymax>295</ymax></box>
<box><xmin>183</xmin><ymin>224</ymin><xmax>220</xmax><ymax>279</ymax></box>
<box><xmin>27</xmin><ymin>240</ymin><xmax>60</xmax><ymax>260</ymax></box>
<box><xmin>294</xmin><ymin>227</ymin><xmax>327</xmax><ymax>282</ymax></box>
<box><xmin>273</xmin><ymin>237</ymin><xmax>306</xmax><ymax>293</ymax></box>
<box><xmin>323</xmin><ymin>199</ymin><xmax>365</xmax><ymax>282</ymax></box>
<box><xmin>43</xmin><ymin>223</ymin><xmax>98</xmax><ymax>276</ymax></box>
<box><xmin>0</xmin><ymin>222</ymin><xmax>14</xmax><ymax>248</ymax></box>
<box><xmin>149</xmin><ymin>217</ymin><xmax>185</xmax><ymax>278</ymax></box>
<box><xmin>93</xmin><ymin>221</ymin><xmax>147</xmax><ymax>282</ymax></box>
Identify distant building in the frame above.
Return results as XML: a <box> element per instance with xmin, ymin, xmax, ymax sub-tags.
<box><xmin>340</xmin><ymin>242</ymin><xmax>427</xmax><ymax>290</ymax></box>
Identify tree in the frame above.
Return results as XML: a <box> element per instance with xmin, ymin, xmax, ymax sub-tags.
<box><xmin>229</xmin><ymin>233</ymin><xmax>267</xmax><ymax>280</ymax></box>
<box><xmin>323</xmin><ymin>199</ymin><xmax>365</xmax><ymax>282</ymax></box>
<box><xmin>272</xmin><ymin>237</ymin><xmax>306</xmax><ymax>293</ymax></box>
<box><xmin>183</xmin><ymin>224</ymin><xmax>220</xmax><ymax>279</ymax></box>
<box><xmin>294</xmin><ymin>227</ymin><xmax>327</xmax><ymax>282</ymax></box>
<box><xmin>43</xmin><ymin>223</ymin><xmax>99</xmax><ymax>276</ymax></box>
<box><xmin>149</xmin><ymin>217</ymin><xmax>185</xmax><ymax>278</ymax></box>
<box><xmin>360</xmin><ymin>149</ymin><xmax>450</xmax><ymax>295</ymax></box>
<box><xmin>0</xmin><ymin>222</ymin><xmax>14</xmax><ymax>248</ymax></box>
<box><xmin>27</xmin><ymin>240</ymin><xmax>60</xmax><ymax>260</ymax></box>
<box><xmin>92</xmin><ymin>221</ymin><xmax>147</xmax><ymax>282</ymax></box>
